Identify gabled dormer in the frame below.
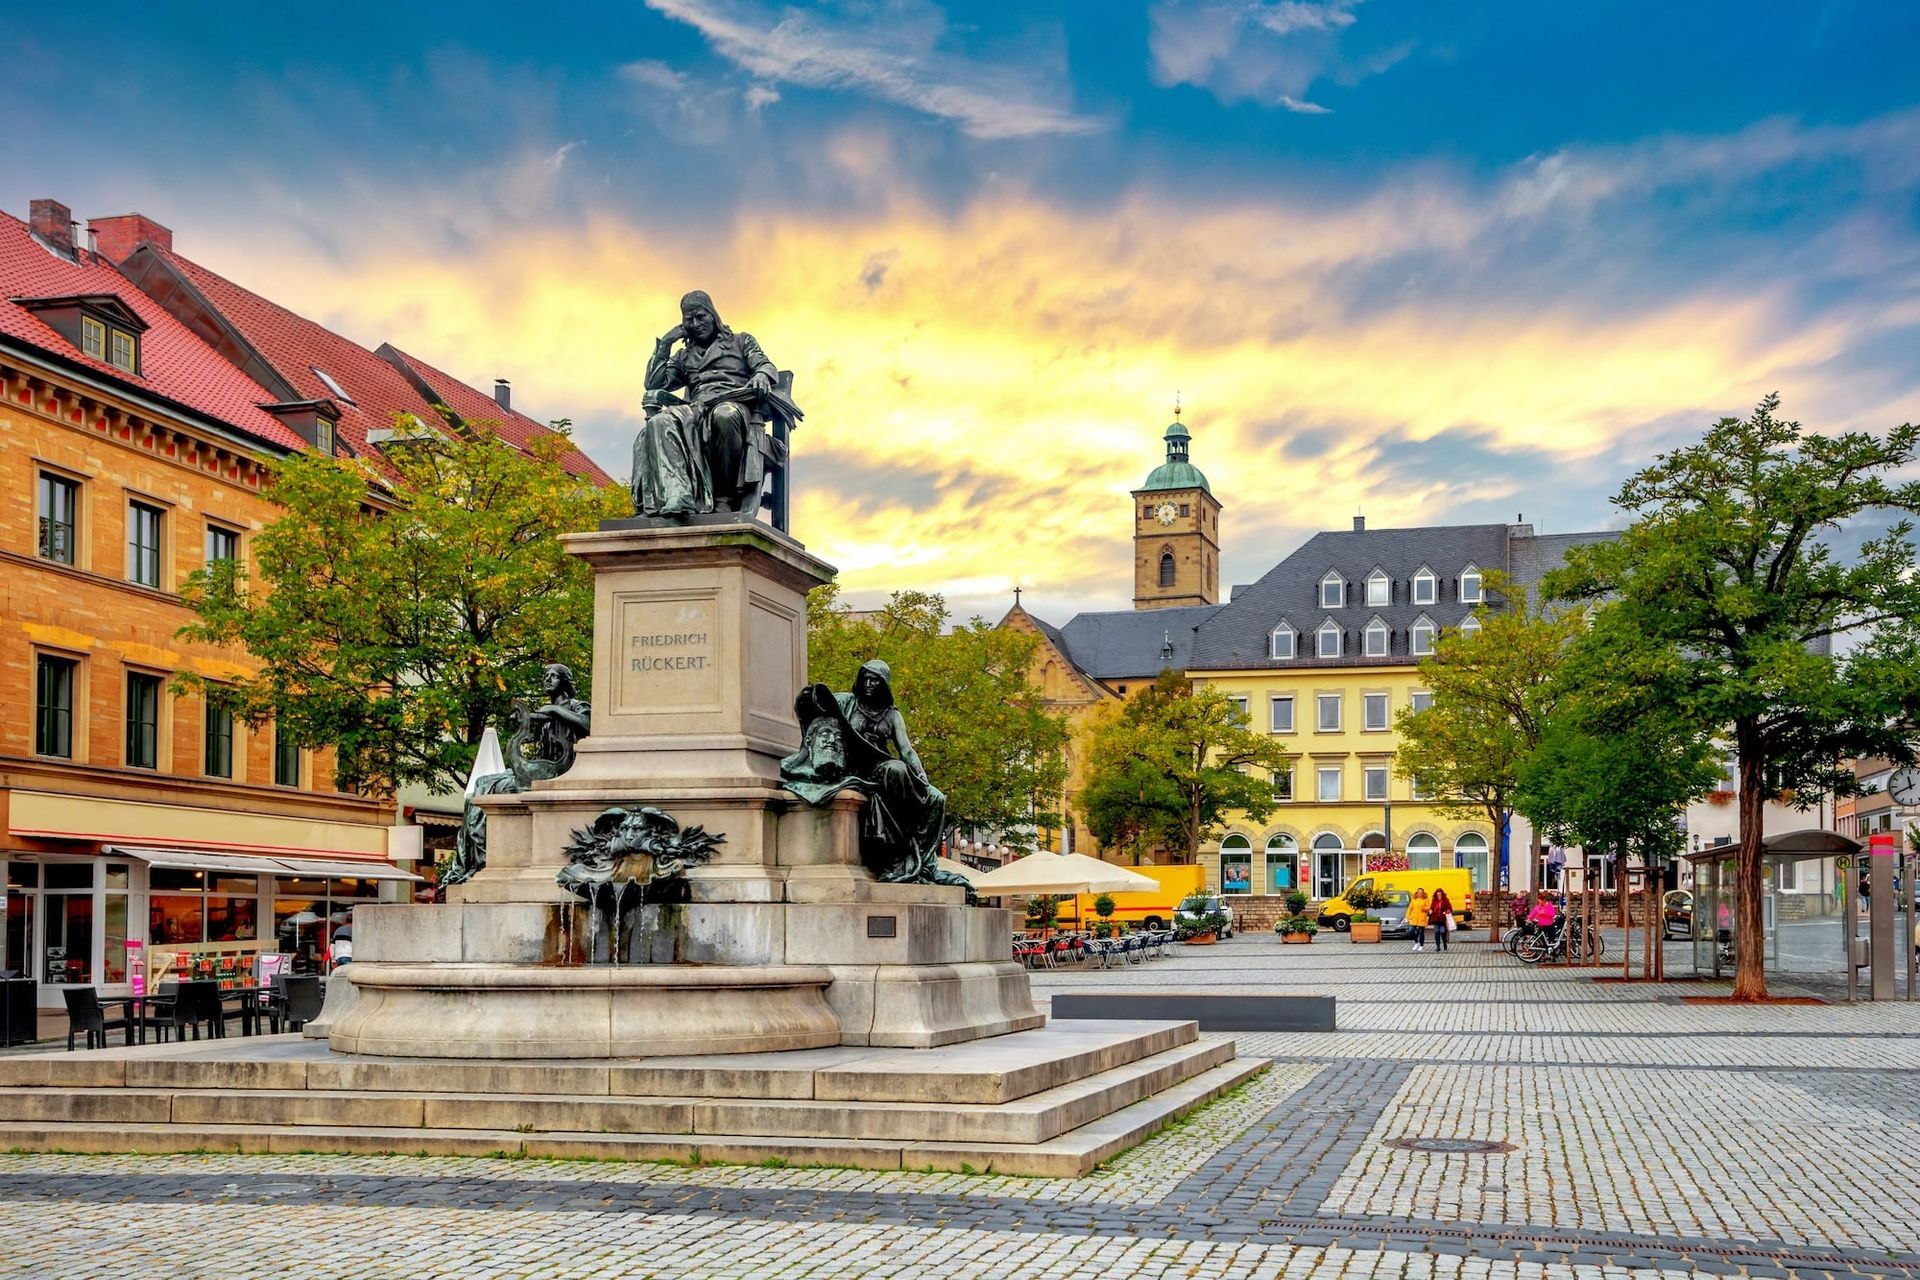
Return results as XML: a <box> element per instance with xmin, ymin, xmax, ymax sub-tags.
<box><xmin>1410</xmin><ymin>613</ymin><xmax>1437</xmax><ymax>656</ymax></box>
<box><xmin>1362</xmin><ymin>614</ymin><xmax>1391</xmax><ymax>657</ymax></box>
<box><xmin>1318</xmin><ymin>569</ymin><xmax>1345</xmax><ymax>609</ymax></box>
<box><xmin>1269</xmin><ymin>620</ymin><xmax>1296</xmax><ymax>660</ymax></box>
<box><xmin>260</xmin><ymin>398</ymin><xmax>344</xmax><ymax>456</ymax></box>
<box><xmin>1363</xmin><ymin>567</ymin><xmax>1391</xmax><ymax>607</ymax></box>
<box><xmin>1459</xmin><ymin>563</ymin><xmax>1484</xmax><ymax>603</ymax></box>
<box><xmin>1411</xmin><ymin>565</ymin><xmax>1437</xmax><ymax>605</ymax></box>
<box><xmin>1315</xmin><ymin>616</ymin><xmax>1343</xmax><ymax>658</ymax></box>
<box><xmin>12</xmin><ymin>293</ymin><xmax>148</xmax><ymax>375</ymax></box>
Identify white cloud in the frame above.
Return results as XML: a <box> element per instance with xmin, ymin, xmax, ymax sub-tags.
<box><xmin>1149</xmin><ymin>0</ymin><xmax>1373</xmax><ymax>114</ymax></box>
<box><xmin>644</xmin><ymin>0</ymin><xmax>1104</xmax><ymax>140</ymax></box>
<box><xmin>619</xmin><ymin>58</ymin><xmax>689</xmax><ymax>93</ymax></box>
<box><xmin>744</xmin><ymin>83</ymin><xmax>781</xmax><ymax>113</ymax></box>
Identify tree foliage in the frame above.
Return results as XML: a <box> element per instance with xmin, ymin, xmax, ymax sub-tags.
<box><xmin>1547</xmin><ymin>394</ymin><xmax>1920</xmax><ymax>998</ymax></box>
<box><xmin>1081</xmin><ymin>671</ymin><xmax>1295</xmax><ymax>863</ymax></box>
<box><xmin>177</xmin><ymin>418</ymin><xmax>627</xmax><ymax>796</ymax></box>
<box><xmin>806</xmin><ymin>586</ymin><xmax>1070</xmax><ymax>844</ymax></box>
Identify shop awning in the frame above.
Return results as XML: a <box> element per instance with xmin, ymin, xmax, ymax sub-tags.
<box><xmin>103</xmin><ymin>846</ymin><xmax>422</xmax><ymax>882</ymax></box>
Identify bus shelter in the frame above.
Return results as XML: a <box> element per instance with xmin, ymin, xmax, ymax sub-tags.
<box><xmin>1680</xmin><ymin>829</ymin><xmax>1911</xmax><ymax>1000</ymax></box>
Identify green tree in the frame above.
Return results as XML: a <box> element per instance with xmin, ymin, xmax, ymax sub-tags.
<box><xmin>1518</xmin><ymin>610</ymin><xmax>1721</xmax><ymax>890</ymax></box>
<box><xmin>806</xmin><ymin>586</ymin><xmax>1070</xmax><ymax>844</ymax></box>
<box><xmin>1548</xmin><ymin>395</ymin><xmax>1920</xmax><ymax>999</ymax></box>
<box><xmin>1394</xmin><ymin>576</ymin><xmax>1584</xmax><ymax>936</ymax></box>
<box><xmin>177</xmin><ymin>416</ymin><xmax>627</xmax><ymax>796</ymax></box>
<box><xmin>1081</xmin><ymin>671</ymin><xmax>1294</xmax><ymax>863</ymax></box>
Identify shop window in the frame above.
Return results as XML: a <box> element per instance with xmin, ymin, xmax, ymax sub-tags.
<box><xmin>1265</xmin><ymin>835</ymin><xmax>1299</xmax><ymax>893</ymax></box>
<box><xmin>1218</xmin><ymin>836</ymin><xmax>1252</xmax><ymax>895</ymax></box>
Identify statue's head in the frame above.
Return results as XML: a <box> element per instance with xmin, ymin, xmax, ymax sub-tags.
<box><xmin>680</xmin><ymin>290</ymin><xmax>720</xmax><ymax>343</ymax></box>
<box><xmin>854</xmin><ymin>659</ymin><xmax>894</xmax><ymax>709</ymax></box>
<box><xmin>543</xmin><ymin>663</ymin><xmax>575</xmax><ymax>699</ymax></box>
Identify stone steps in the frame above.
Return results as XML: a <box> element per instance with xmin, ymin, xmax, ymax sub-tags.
<box><xmin>0</xmin><ymin>1057</ymin><xmax>1264</xmax><ymax>1177</ymax></box>
<box><xmin>0</xmin><ymin>1019</ymin><xmax>1267</xmax><ymax>1176</ymax></box>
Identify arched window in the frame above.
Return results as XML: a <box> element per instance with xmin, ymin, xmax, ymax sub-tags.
<box><xmin>1317</xmin><ymin>619</ymin><xmax>1342</xmax><ymax>658</ymax></box>
<box><xmin>1219</xmin><ymin>834</ymin><xmax>1253</xmax><ymax>895</ymax></box>
<box><xmin>1410</xmin><ymin>614</ymin><xmax>1436</xmax><ymax>656</ymax></box>
<box><xmin>1363</xmin><ymin>616</ymin><xmax>1390</xmax><ymax>657</ymax></box>
<box><xmin>1412</xmin><ymin>567</ymin><xmax>1437</xmax><ymax>605</ymax></box>
<box><xmin>1319</xmin><ymin>571</ymin><xmax>1345</xmax><ymax>608</ymax></box>
<box><xmin>1459</xmin><ymin>564</ymin><xmax>1483</xmax><ymax>603</ymax></box>
<box><xmin>1406</xmin><ymin>832</ymin><xmax>1441</xmax><ymax>870</ymax></box>
<box><xmin>1269</xmin><ymin>624</ymin><xmax>1295</xmax><ymax>660</ymax></box>
<box><xmin>1159</xmin><ymin>550</ymin><xmax>1176</xmax><ymax>588</ymax></box>
<box><xmin>1365</xmin><ymin>569</ymin><xmax>1390</xmax><ymax>606</ymax></box>
<box><xmin>1264</xmin><ymin>833</ymin><xmax>1299</xmax><ymax>894</ymax></box>
<box><xmin>1358</xmin><ymin>831</ymin><xmax>1386</xmax><ymax>849</ymax></box>
<box><xmin>1454</xmin><ymin>831</ymin><xmax>1491</xmax><ymax>890</ymax></box>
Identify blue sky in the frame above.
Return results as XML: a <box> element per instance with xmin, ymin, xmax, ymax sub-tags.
<box><xmin>4</xmin><ymin>1</ymin><xmax>1918</xmax><ymax>618</ymax></box>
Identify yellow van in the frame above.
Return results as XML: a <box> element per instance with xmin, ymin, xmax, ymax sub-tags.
<box><xmin>1318</xmin><ymin>869</ymin><xmax>1476</xmax><ymax>932</ymax></box>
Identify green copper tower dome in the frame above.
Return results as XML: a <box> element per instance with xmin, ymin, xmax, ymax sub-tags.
<box><xmin>1139</xmin><ymin>409</ymin><xmax>1211</xmax><ymax>493</ymax></box>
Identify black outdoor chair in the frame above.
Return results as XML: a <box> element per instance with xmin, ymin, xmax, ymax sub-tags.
<box><xmin>61</xmin><ymin>987</ymin><xmax>130</xmax><ymax>1051</ymax></box>
<box><xmin>274</xmin><ymin>975</ymin><xmax>324</xmax><ymax>1033</ymax></box>
<box><xmin>151</xmin><ymin>981</ymin><xmax>225</xmax><ymax>1042</ymax></box>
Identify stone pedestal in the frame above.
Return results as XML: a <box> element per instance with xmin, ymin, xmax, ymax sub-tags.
<box><xmin>333</xmin><ymin>522</ymin><xmax>1040</xmax><ymax>1059</ymax></box>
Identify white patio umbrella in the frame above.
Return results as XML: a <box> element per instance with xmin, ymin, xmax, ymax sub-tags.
<box><xmin>969</xmin><ymin>852</ymin><xmax>1156</xmax><ymax>897</ymax></box>
<box><xmin>465</xmin><ymin>727</ymin><xmax>506</xmax><ymax>797</ymax></box>
<box><xmin>933</xmin><ymin>857</ymin><xmax>978</xmax><ymax>883</ymax></box>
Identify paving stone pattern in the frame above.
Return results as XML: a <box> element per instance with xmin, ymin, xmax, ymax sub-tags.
<box><xmin>4</xmin><ymin>934</ymin><xmax>1919</xmax><ymax>1278</ymax></box>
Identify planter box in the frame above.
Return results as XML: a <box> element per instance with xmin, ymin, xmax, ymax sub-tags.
<box><xmin>1280</xmin><ymin>933</ymin><xmax>1314</xmax><ymax>945</ymax></box>
<box><xmin>1349</xmin><ymin>923</ymin><xmax>1382</xmax><ymax>943</ymax></box>
<box><xmin>1183</xmin><ymin>932</ymin><xmax>1218</xmax><ymax>946</ymax></box>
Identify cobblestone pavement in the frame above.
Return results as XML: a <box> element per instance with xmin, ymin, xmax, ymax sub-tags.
<box><xmin>5</xmin><ymin>934</ymin><xmax>1919</xmax><ymax>1278</ymax></box>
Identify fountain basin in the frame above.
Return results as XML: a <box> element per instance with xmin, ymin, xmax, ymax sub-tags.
<box><xmin>329</xmin><ymin>962</ymin><xmax>841</xmax><ymax>1059</ymax></box>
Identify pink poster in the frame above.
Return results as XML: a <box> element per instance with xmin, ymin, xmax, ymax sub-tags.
<box><xmin>127</xmin><ymin>940</ymin><xmax>146</xmax><ymax>996</ymax></box>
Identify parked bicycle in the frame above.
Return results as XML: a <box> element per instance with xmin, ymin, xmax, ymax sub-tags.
<box><xmin>1515</xmin><ymin>914</ymin><xmax>1604</xmax><ymax>964</ymax></box>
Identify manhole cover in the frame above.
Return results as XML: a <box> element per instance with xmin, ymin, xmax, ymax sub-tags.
<box><xmin>1383</xmin><ymin>1137</ymin><xmax>1515</xmax><ymax>1154</ymax></box>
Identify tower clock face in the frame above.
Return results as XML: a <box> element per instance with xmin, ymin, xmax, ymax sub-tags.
<box><xmin>1154</xmin><ymin>501</ymin><xmax>1178</xmax><ymax>525</ymax></box>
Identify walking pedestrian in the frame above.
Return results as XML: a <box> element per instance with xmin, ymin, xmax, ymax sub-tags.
<box><xmin>1429</xmin><ymin>887</ymin><xmax>1454</xmax><ymax>952</ymax></box>
<box><xmin>1407</xmin><ymin>888</ymin><xmax>1430</xmax><ymax>951</ymax></box>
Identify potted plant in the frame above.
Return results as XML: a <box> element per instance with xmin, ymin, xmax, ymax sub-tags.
<box><xmin>1092</xmin><ymin>892</ymin><xmax>1116</xmax><ymax>937</ymax></box>
<box><xmin>1276</xmin><ymin>916</ymin><xmax>1319</xmax><ymax>944</ymax></box>
<box><xmin>1285</xmin><ymin>889</ymin><xmax>1309</xmax><ymax>918</ymax></box>
<box><xmin>1024</xmin><ymin>894</ymin><xmax>1061</xmax><ymax>934</ymax></box>
<box><xmin>1348</xmin><ymin>910</ymin><xmax>1382</xmax><ymax>943</ymax></box>
<box><xmin>1176</xmin><ymin>910</ymin><xmax>1229</xmax><ymax>944</ymax></box>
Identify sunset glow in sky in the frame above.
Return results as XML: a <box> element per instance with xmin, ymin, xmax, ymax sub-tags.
<box><xmin>6</xmin><ymin>2</ymin><xmax>1918</xmax><ymax>620</ymax></box>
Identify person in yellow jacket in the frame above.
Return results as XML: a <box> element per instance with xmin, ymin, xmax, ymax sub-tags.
<box><xmin>1407</xmin><ymin>888</ymin><xmax>1431</xmax><ymax>951</ymax></box>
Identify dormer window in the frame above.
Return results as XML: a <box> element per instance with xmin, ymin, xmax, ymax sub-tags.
<box><xmin>1460</xmin><ymin>565</ymin><xmax>1483</xmax><ymax>603</ymax></box>
<box><xmin>316</xmin><ymin>418</ymin><xmax>337</xmax><ymax>457</ymax></box>
<box><xmin>1317</xmin><ymin>619</ymin><xmax>1342</xmax><ymax>658</ymax></box>
<box><xmin>1319</xmin><ymin>571</ymin><xmax>1345</xmax><ymax>608</ymax></box>
<box><xmin>1363</xmin><ymin>617</ymin><xmax>1390</xmax><ymax>657</ymax></box>
<box><xmin>15</xmin><ymin>293</ymin><xmax>146</xmax><ymax>375</ymax></box>
<box><xmin>1365</xmin><ymin>569</ymin><xmax>1390</xmax><ymax>607</ymax></box>
<box><xmin>1410</xmin><ymin>614</ymin><xmax>1437</xmax><ymax>656</ymax></box>
<box><xmin>1269</xmin><ymin>624</ymin><xmax>1295</xmax><ymax>660</ymax></box>
<box><xmin>1459</xmin><ymin>612</ymin><xmax>1482</xmax><ymax>637</ymax></box>
<box><xmin>1412</xmin><ymin>567</ymin><xmax>1437</xmax><ymax>605</ymax></box>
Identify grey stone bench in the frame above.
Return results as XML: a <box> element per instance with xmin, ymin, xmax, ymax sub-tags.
<box><xmin>1049</xmin><ymin>992</ymin><xmax>1335</xmax><ymax>1032</ymax></box>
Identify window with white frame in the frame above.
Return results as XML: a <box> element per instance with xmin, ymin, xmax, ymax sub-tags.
<box><xmin>1316</xmin><ymin>765</ymin><xmax>1342</xmax><ymax>802</ymax></box>
<box><xmin>1229</xmin><ymin>695</ymin><xmax>1250</xmax><ymax>724</ymax></box>
<box><xmin>1270</xmin><ymin>624</ymin><xmax>1295</xmax><ymax>659</ymax></box>
<box><xmin>1406</xmin><ymin>831</ymin><xmax>1441</xmax><ymax>869</ymax></box>
<box><xmin>1455</xmin><ymin>831</ymin><xmax>1491</xmax><ymax>889</ymax></box>
<box><xmin>1409</xmin><ymin>690</ymin><xmax>1433</xmax><ymax>714</ymax></box>
<box><xmin>1459</xmin><ymin>564</ymin><xmax>1483</xmax><ymax>603</ymax></box>
<box><xmin>1319</xmin><ymin>571</ymin><xmax>1344</xmax><ymax>608</ymax></box>
<box><xmin>1365</xmin><ymin>569</ymin><xmax>1390</xmax><ymax>606</ymax></box>
<box><xmin>1363</xmin><ymin>765</ymin><xmax>1389</xmax><ymax>801</ymax></box>
<box><xmin>1459</xmin><ymin>614</ymin><xmax>1482</xmax><ymax>637</ymax></box>
<box><xmin>1362</xmin><ymin>692</ymin><xmax>1389</xmax><ymax>731</ymax></box>
<box><xmin>1412</xmin><ymin>567</ymin><xmax>1436</xmax><ymax>604</ymax></box>
<box><xmin>1272</xmin><ymin>764</ymin><xmax>1294</xmax><ymax>801</ymax></box>
<box><xmin>1316</xmin><ymin>693</ymin><xmax>1341</xmax><ymax>731</ymax></box>
<box><xmin>1270</xmin><ymin>695</ymin><xmax>1295</xmax><ymax>733</ymax></box>
<box><xmin>1409</xmin><ymin>614</ymin><xmax>1436</xmax><ymax>656</ymax></box>
<box><xmin>1363</xmin><ymin>617</ymin><xmax>1389</xmax><ymax>656</ymax></box>
<box><xmin>1317</xmin><ymin>620</ymin><xmax>1342</xmax><ymax>658</ymax></box>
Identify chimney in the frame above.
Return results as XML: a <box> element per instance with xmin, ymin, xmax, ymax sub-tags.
<box><xmin>29</xmin><ymin>199</ymin><xmax>74</xmax><ymax>258</ymax></box>
<box><xmin>1352</xmin><ymin>515</ymin><xmax>1366</xmax><ymax>532</ymax></box>
<box><xmin>494</xmin><ymin>378</ymin><xmax>511</xmax><ymax>411</ymax></box>
<box><xmin>88</xmin><ymin>213</ymin><xmax>174</xmax><ymax>264</ymax></box>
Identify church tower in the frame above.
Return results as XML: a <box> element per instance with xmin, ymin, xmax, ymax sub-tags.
<box><xmin>1131</xmin><ymin>407</ymin><xmax>1222</xmax><ymax>609</ymax></box>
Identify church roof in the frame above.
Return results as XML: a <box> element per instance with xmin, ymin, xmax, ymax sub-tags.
<box><xmin>1136</xmin><ymin>416</ymin><xmax>1211</xmax><ymax>494</ymax></box>
<box><xmin>1054</xmin><ymin>604</ymin><xmax>1222</xmax><ymax>680</ymax></box>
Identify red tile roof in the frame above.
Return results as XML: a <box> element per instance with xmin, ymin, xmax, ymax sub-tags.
<box><xmin>139</xmin><ymin>244</ymin><xmax>612</xmax><ymax>485</ymax></box>
<box><xmin>380</xmin><ymin>346</ymin><xmax>613</xmax><ymax>484</ymax></box>
<box><xmin>0</xmin><ymin>213</ymin><xmax>304</xmax><ymax>450</ymax></box>
<box><xmin>139</xmin><ymin>243</ymin><xmax>452</xmax><ymax>465</ymax></box>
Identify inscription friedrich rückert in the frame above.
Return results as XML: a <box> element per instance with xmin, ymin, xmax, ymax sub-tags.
<box><xmin>630</xmin><ymin>631</ymin><xmax>711</xmax><ymax>672</ymax></box>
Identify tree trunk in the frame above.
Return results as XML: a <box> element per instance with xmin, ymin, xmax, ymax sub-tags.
<box><xmin>1732</xmin><ymin>743</ymin><xmax>1769</xmax><ymax>1001</ymax></box>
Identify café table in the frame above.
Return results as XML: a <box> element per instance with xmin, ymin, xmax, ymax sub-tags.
<box><xmin>94</xmin><ymin>993</ymin><xmax>173</xmax><ymax>1047</ymax></box>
